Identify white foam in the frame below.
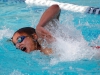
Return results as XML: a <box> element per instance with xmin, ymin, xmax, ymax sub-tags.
<box><xmin>50</xmin><ymin>37</ymin><xmax>97</xmax><ymax>62</ymax></box>
<box><xmin>0</xmin><ymin>26</ymin><xmax>14</xmax><ymax>40</ymax></box>
<box><xmin>10</xmin><ymin>70</ymin><xmax>24</xmax><ymax>75</ymax></box>
<box><xmin>42</xmin><ymin>19</ymin><xmax>99</xmax><ymax>65</ymax></box>
<box><xmin>90</xmin><ymin>35</ymin><xmax>100</xmax><ymax>46</ymax></box>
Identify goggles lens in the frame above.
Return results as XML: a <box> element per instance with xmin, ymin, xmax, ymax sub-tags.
<box><xmin>17</xmin><ymin>36</ymin><xmax>27</xmax><ymax>43</ymax></box>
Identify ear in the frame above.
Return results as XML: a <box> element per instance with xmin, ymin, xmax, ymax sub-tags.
<box><xmin>31</xmin><ymin>33</ymin><xmax>38</xmax><ymax>40</ymax></box>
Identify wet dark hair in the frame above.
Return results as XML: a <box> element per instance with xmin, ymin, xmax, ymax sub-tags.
<box><xmin>7</xmin><ymin>27</ymin><xmax>36</xmax><ymax>42</ymax></box>
<box><xmin>11</xmin><ymin>27</ymin><xmax>36</xmax><ymax>45</ymax></box>
<box><xmin>14</xmin><ymin>27</ymin><xmax>36</xmax><ymax>36</ymax></box>
<box><xmin>12</xmin><ymin>27</ymin><xmax>41</xmax><ymax>50</ymax></box>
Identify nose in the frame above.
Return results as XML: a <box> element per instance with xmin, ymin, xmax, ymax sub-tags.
<box><xmin>15</xmin><ymin>43</ymin><xmax>20</xmax><ymax>49</ymax></box>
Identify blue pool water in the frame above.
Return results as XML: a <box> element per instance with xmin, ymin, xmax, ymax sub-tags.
<box><xmin>0</xmin><ymin>0</ymin><xmax>100</xmax><ymax>75</ymax></box>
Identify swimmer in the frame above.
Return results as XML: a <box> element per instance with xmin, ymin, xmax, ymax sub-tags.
<box><xmin>11</xmin><ymin>4</ymin><xmax>60</xmax><ymax>55</ymax></box>
<box><xmin>11</xmin><ymin>4</ymin><xmax>100</xmax><ymax>55</ymax></box>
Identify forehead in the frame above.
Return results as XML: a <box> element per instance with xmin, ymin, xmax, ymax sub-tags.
<box><xmin>12</xmin><ymin>32</ymin><xmax>28</xmax><ymax>43</ymax></box>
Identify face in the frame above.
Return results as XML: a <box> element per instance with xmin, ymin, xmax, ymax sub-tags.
<box><xmin>12</xmin><ymin>32</ymin><xmax>37</xmax><ymax>53</ymax></box>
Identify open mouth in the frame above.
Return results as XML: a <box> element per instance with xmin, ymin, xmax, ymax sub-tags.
<box><xmin>21</xmin><ymin>47</ymin><xmax>27</xmax><ymax>52</ymax></box>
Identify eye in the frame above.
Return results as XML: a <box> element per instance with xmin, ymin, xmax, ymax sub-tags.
<box><xmin>17</xmin><ymin>37</ymin><xmax>22</xmax><ymax>43</ymax></box>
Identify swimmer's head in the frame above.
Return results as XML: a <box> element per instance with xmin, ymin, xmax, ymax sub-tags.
<box><xmin>12</xmin><ymin>27</ymin><xmax>41</xmax><ymax>53</ymax></box>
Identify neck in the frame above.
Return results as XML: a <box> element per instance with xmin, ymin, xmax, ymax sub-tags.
<box><xmin>36</xmin><ymin>42</ymin><xmax>41</xmax><ymax>50</ymax></box>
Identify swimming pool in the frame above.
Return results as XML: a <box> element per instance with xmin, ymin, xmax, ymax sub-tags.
<box><xmin>0</xmin><ymin>0</ymin><xmax>100</xmax><ymax>75</ymax></box>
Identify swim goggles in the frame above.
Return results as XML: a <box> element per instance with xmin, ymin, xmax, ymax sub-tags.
<box><xmin>16</xmin><ymin>36</ymin><xmax>28</xmax><ymax>44</ymax></box>
<box><xmin>7</xmin><ymin>36</ymin><xmax>28</xmax><ymax>46</ymax></box>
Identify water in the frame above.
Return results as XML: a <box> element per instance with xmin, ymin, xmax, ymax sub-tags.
<box><xmin>0</xmin><ymin>0</ymin><xmax>100</xmax><ymax>75</ymax></box>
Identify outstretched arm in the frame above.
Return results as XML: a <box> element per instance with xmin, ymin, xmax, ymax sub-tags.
<box><xmin>36</xmin><ymin>4</ymin><xmax>60</xmax><ymax>43</ymax></box>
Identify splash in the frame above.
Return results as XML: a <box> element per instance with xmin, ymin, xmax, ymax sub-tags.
<box><xmin>10</xmin><ymin>70</ymin><xmax>24</xmax><ymax>75</ymax></box>
<box><xmin>42</xmin><ymin>19</ymin><xmax>99</xmax><ymax>64</ymax></box>
<box><xmin>0</xmin><ymin>26</ymin><xmax>14</xmax><ymax>40</ymax></box>
<box><xmin>90</xmin><ymin>35</ymin><xmax>100</xmax><ymax>46</ymax></box>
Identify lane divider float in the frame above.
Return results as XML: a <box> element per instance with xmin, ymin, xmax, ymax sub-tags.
<box><xmin>25</xmin><ymin>0</ymin><xmax>100</xmax><ymax>15</ymax></box>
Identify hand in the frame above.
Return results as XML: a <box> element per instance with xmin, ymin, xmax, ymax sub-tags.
<box><xmin>36</xmin><ymin>26</ymin><xmax>55</xmax><ymax>43</ymax></box>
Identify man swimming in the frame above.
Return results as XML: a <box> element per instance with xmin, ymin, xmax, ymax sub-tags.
<box><xmin>11</xmin><ymin>4</ymin><xmax>100</xmax><ymax>55</ymax></box>
<box><xmin>12</xmin><ymin>4</ymin><xmax>60</xmax><ymax>55</ymax></box>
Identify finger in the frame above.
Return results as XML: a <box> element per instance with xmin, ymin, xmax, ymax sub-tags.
<box><xmin>45</xmin><ymin>35</ymin><xmax>55</xmax><ymax>43</ymax></box>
